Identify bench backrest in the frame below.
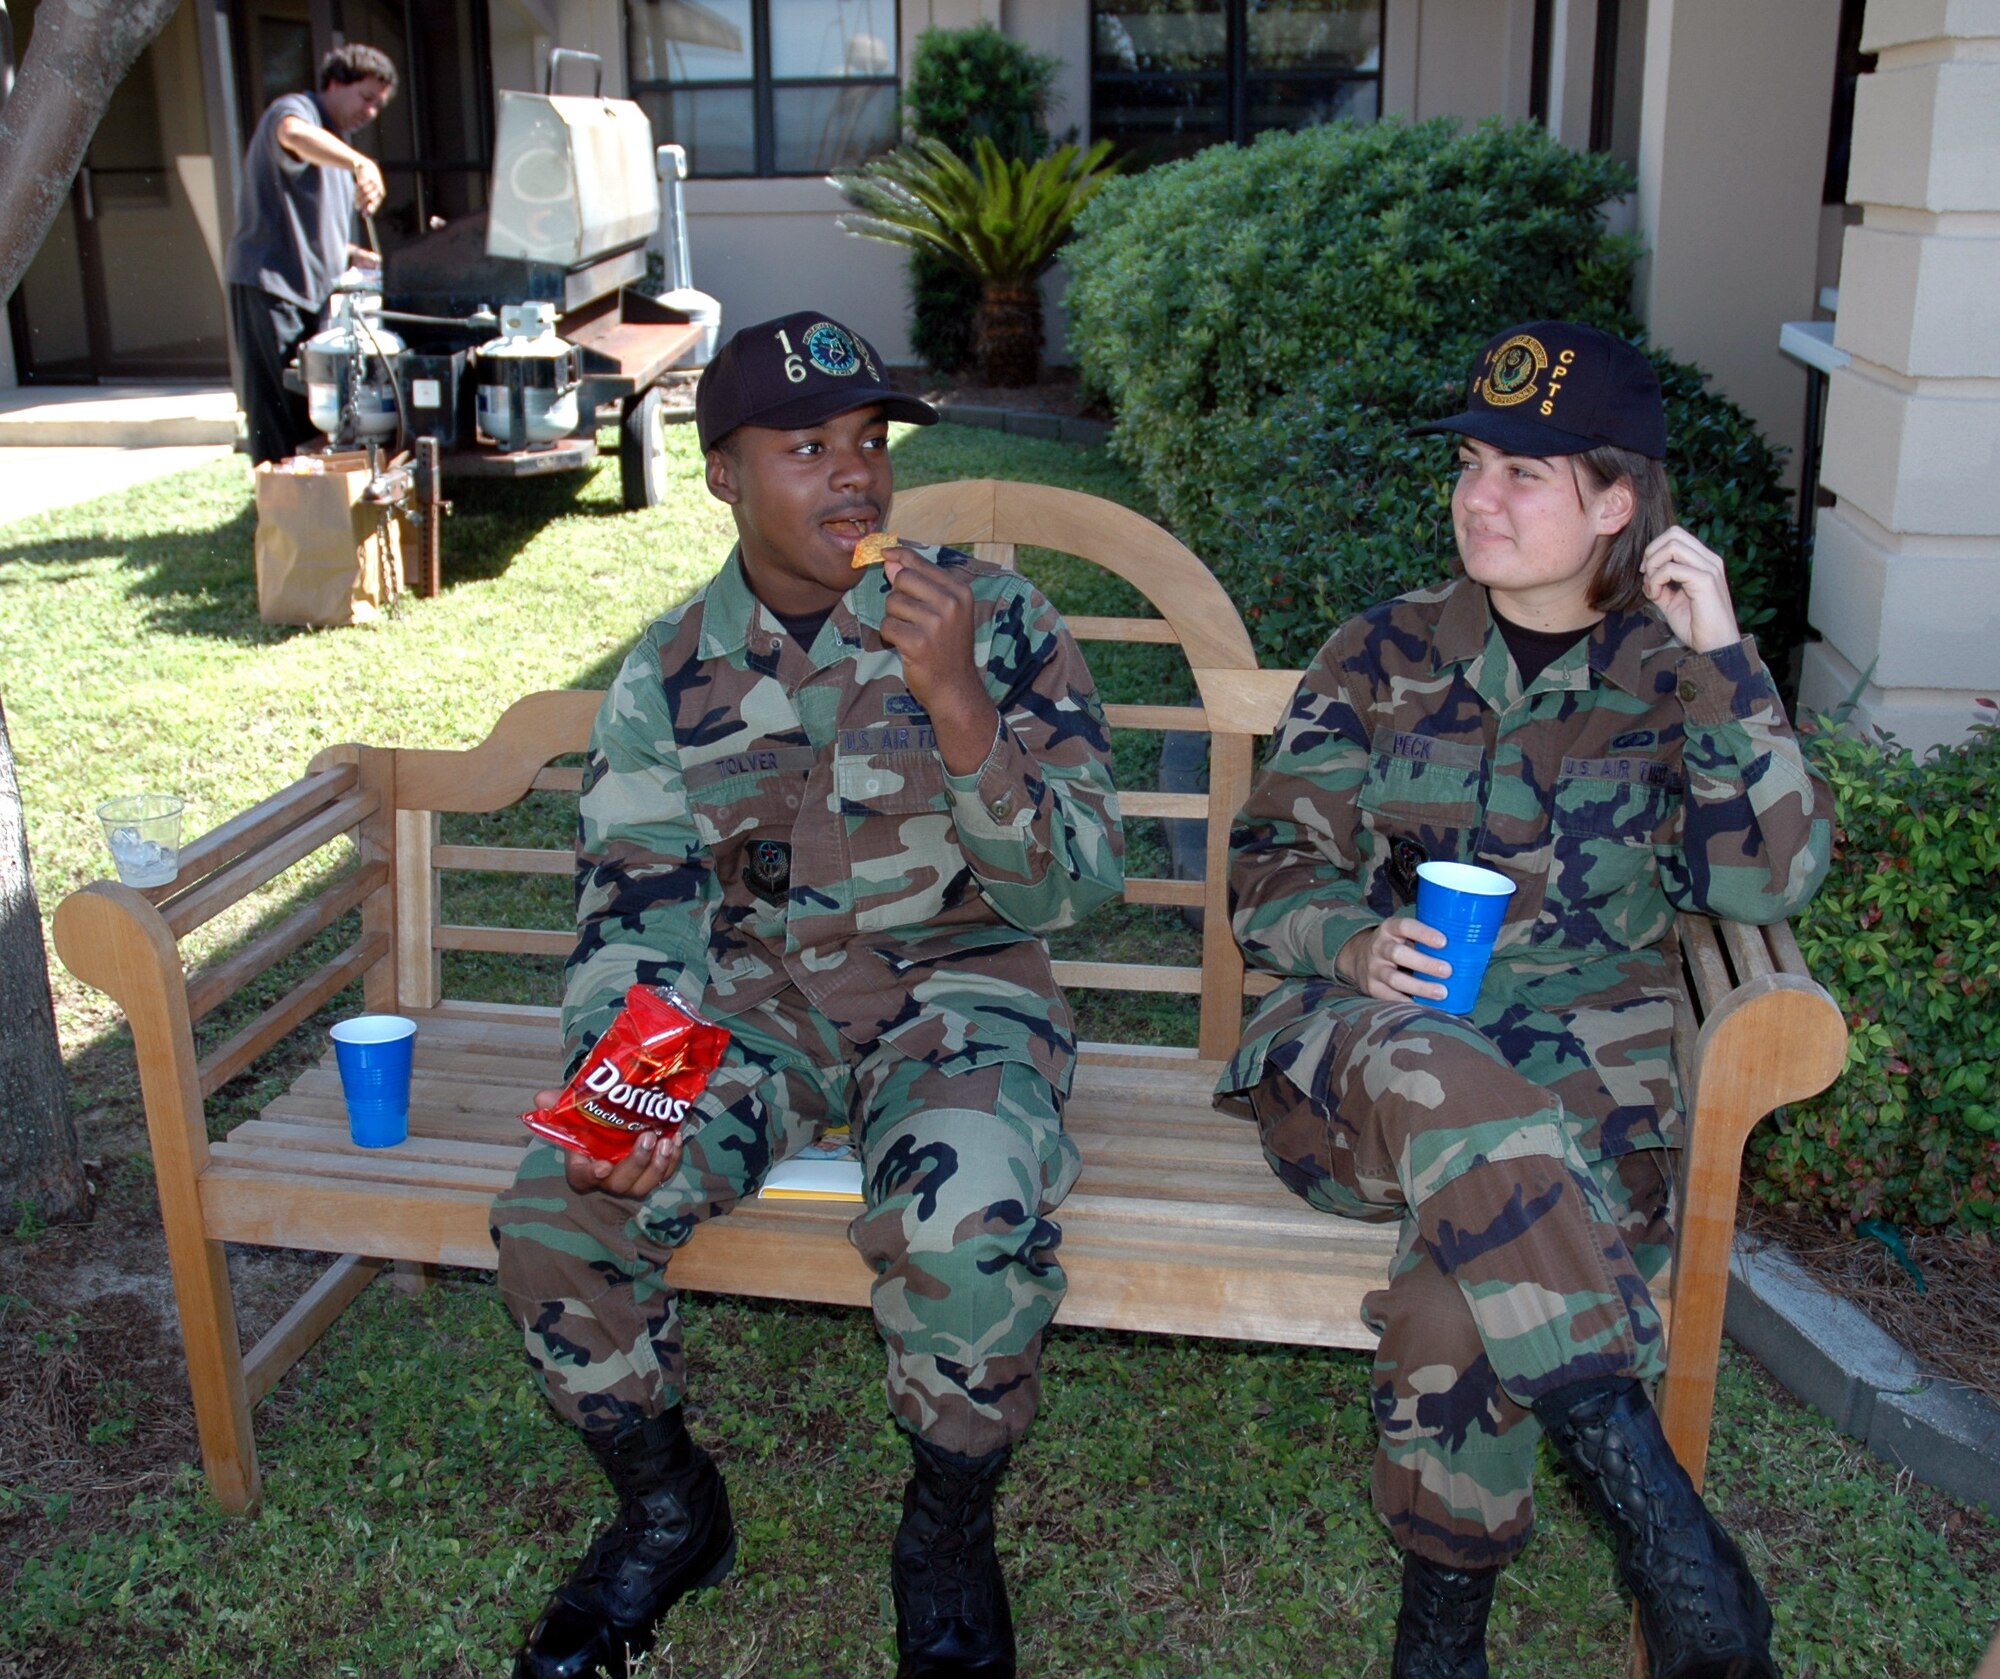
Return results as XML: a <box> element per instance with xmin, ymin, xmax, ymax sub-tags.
<box><xmin>367</xmin><ymin>479</ymin><xmax>1304</xmax><ymax>1064</ymax></box>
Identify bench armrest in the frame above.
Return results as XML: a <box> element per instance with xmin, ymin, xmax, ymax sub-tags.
<box><xmin>1662</xmin><ymin>914</ymin><xmax>1848</xmax><ymax>1487</ymax></box>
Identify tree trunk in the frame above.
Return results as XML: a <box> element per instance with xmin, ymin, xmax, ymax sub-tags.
<box><xmin>0</xmin><ymin>700</ymin><xmax>88</xmax><ymax>1226</ymax></box>
<box><xmin>0</xmin><ymin>0</ymin><xmax>177</xmax><ymax>1225</ymax></box>
<box><xmin>976</xmin><ymin>280</ymin><xmax>1043</xmax><ymax>389</ymax></box>
<box><xmin>0</xmin><ymin>0</ymin><xmax>179</xmax><ymax>303</ymax></box>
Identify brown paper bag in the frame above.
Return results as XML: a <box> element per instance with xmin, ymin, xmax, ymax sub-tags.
<box><xmin>254</xmin><ymin>452</ymin><xmax>404</xmax><ymax>626</ymax></box>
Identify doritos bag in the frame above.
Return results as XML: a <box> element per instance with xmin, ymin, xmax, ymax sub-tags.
<box><xmin>523</xmin><ymin>985</ymin><xmax>730</xmax><ymax>1163</ymax></box>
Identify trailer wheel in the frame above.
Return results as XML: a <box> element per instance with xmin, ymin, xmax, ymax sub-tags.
<box><xmin>619</xmin><ymin>385</ymin><xmax>671</xmax><ymax>510</ymax></box>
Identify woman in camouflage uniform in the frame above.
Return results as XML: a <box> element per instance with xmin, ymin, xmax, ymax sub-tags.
<box><xmin>1220</xmin><ymin>322</ymin><xmax>1831</xmax><ymax>1679</ymax></box>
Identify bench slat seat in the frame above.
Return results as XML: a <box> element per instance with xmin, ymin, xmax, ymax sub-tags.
<box><xmin>206</xmin><ymin>1006</ymin><xmax>1401</xmax><ymax>1351</ymax></box>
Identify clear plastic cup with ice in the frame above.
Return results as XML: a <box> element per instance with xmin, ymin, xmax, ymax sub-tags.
<box><xmin>96</xmin><ymin>794</ymin><xmax>186</xmax><ymax>888</ymax></box>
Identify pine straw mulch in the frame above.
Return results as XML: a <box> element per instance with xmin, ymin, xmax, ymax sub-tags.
<box><xmin>0</xmin><ymin>1159</ymin><xmax>326</xmax><ymax>1605</ymax></box>
<box><xmin>1740</xmin><ymin>1200</ymin><xmax>2000</xmax><ymax>1407</ymax></box>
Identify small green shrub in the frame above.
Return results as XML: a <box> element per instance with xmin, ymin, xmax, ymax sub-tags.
<box><xmin>903</xmin><ymin>20</ymin><xmax>1058</xmax><ymax>159</ymax></box>
<box><xmin>1750</xmin><ymin>702</ymin><xmax>2000</xmax><ymax>1231</ymax></box>
<box><xmin>901</xmin><ymin>22</ymin><xmax>1060</xmax><ymax>372</ymax></box>
<box><xmin>1064</xmin><ymin>118</ymin><xmax>1799</xmax><ymax>670</ymax></box>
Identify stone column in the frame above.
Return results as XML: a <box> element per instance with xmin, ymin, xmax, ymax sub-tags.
<box><xmin>1800</xmin><ymin>0</ymin><xmax>2000</xmax><ymax>753</ymax></box>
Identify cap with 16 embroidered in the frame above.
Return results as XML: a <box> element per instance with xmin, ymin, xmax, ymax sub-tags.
<box><xmin>1409</xmin><ymin>321</ymin><xmax>1667</xmax><ymax>460</ymax></box>
<box><xmin>695</xmin><ymin>311</ymin><xmax>939</xmax><ymax>451</ymax></box>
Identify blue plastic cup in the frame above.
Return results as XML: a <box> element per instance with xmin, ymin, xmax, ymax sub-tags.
<box><xmin>330</xmin><ymin>1014</ymin><xmax>416</xmax><ymax>1148</ymax></box>
<box><xmin>1414</xmin><ymin>862</ymin><xmax>1517</xmax><ymax>1015</ymax></box>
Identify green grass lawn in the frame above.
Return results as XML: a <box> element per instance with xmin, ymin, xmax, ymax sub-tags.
<box><xmin>2</xmin><ymin>427</ymin><xmax>1996</xmax><ymax>1676</ymax></box>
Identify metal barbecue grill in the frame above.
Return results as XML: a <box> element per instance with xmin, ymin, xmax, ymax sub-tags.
<box><xmin>290</xmin><ymin>50</ymin><xmax>718</xmax><ymax>591</ymax></box>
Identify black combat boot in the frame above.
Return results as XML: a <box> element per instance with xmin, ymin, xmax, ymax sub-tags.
<box><xmin>1392</xmin><ymin>1552</ymin><xmax>1499</xmax><ymax>1679</ymax></box>
<box><xmin>890</xmin><ymin>1434</ymin><xmax>1016</xmax><ymax>1679</ymax></box>
<box><xmin>1534</xmin><ymin>1378</ymin><xmax>1777</xmax><ymax>1679</ymax></box>
<box><xmin>515</xmin><ymin>1406</ymin><xmax>737</xmax><ymax>1679</ymax></box>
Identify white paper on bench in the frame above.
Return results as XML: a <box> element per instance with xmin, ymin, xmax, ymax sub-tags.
<box><xmin>759</xmin><ymin>1133</ymin><xmax>863</xmax><ymax>1202</ymax></box>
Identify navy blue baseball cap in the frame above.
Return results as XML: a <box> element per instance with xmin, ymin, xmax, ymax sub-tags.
<box><xmin>695</xmin><ymin>311</ymin><xmax>938</xmax><ymax>451</ymax></box>
<box><xmin>1410</xmin><ymin>321</ymin><xmax>1667</xmax><ymax>460</ymax></box>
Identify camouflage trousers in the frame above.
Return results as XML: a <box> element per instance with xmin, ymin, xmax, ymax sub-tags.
<box><xmin>1249</xmin><ymin>998</ymin><xmax>1673</xmax><ymax>1570</ymax></box>
<box><xmin>491</xmin><ymin>994</ymin><xmax>1081</xmax><ymax>1457</ymax></box>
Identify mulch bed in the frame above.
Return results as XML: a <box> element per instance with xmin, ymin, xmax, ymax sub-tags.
<box><xmin>1741</xmin><ymin>1201</ymin><xmax>2000</xmax><ymax>1406</ymax></box>
<box><xmin>891</xmin><ymin>362</ymin><xmax>1106</xmax><ymax>421</ymax></box>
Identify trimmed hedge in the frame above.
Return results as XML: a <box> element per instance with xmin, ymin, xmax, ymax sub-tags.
<box><xmin>1065</xmin><ymin>118</ymin><xmax>1801</xmax><ymax>670</ymax></box>
<box><xmin>1752</xmin><ymin>706</ymin><xmax>2000</xmax><ymax>1231</ymax></box>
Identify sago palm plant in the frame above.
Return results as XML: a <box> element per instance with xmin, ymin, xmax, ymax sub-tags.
<box><xmin>835</xmin><ymin>135</ymin><xmax>1118</xmax><ymax>387</ymax></box>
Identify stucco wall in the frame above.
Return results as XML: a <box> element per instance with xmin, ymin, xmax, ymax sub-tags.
<box><xmin>683</xmin><ymin>178</ymin><xmax>917</xmax><ymax>362</ymax></box>
<box><xmin>1632</xmin><ymin>0</ymin><xmax>1842</xmax><ymax>480</ymax></box>
<box><xmin>1383</xmin><ymin>0</ymin><xmax>1539</xmax><ymax>122</ymax></box>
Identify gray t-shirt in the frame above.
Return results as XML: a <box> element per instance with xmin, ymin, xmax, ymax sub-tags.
<box><xmin>224</xmin><ymin>91</ymin><xmax>356</xmax><ymax>309</ymax></box>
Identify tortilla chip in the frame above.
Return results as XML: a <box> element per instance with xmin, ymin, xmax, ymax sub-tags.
<box><xmin>853</xmin><ymin>529</ymin><xmax>900</xmax><ymax>570</ymax></box>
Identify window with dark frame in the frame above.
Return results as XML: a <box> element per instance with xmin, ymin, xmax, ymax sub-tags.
<box><xmin>1091</xmin><ymin>0</ymin><xmax>1386</xmax><ymax>167</ymax></box>
<box><xmin>627</xmin><ymin>0</ymin><xmax>900</xmax><ymax>179</ymax></box>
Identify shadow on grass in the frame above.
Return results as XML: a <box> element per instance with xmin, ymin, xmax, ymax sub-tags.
<box><xmin>431</xmin><ymin>467</ymin><xmax>601</xmax><ymax>590</ymax></box>
<box><xmin>0</xmin><ymin>460</ymin><xmax>615</xmax><ymax>642</ymax></box>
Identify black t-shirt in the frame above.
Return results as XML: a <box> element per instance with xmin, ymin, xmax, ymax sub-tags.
<box><xmin>1493</xmin><ymin>608</ymin><xmax>1591</xmax><ymax>688</ymax></box>
<box><xmin>770</xmin><ymin>604</ymin><xmax>832</xmax><ymax>648</ymax></box>
<box><xmin>224</xmin><ymin>92</ymin><xmax>356</xmax><ymax>310</ymax></box>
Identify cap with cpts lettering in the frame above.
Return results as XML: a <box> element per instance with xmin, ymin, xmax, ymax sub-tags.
<box><xmin>1409</xmin><ymin>320</ymin><xmax>1667</xmax><ymax>460</ymax></box>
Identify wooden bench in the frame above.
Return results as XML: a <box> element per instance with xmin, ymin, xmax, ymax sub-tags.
<box><xmin>53</xmin><ymin>478</ymin><xmax>1848</xmax><ymax>1552</ymax></box>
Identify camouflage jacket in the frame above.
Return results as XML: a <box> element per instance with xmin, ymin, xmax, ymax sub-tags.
<box><xmin>563</xmin><ymin>542</ymin><xmax>1124</xmax><ymax>1092</ymax></box>
<box><xmin>1220</xmin><ymin>577</ymin><xmax>1833</xmax><ymax>1155</ymax></box>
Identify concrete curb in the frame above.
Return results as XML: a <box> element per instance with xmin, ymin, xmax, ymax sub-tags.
<box><xmin>0</xmin><ymin>386</ymin><xmax>240</xmax><ymax>447</ymax></box>
<box><xmin>1728</xmin><ymin>1232</ymin><xmax>2000</xmax><ymax>1513</ymax></box>
<box><xmin>932</xmin><ymin>399</ymin><xmax>1110</xmax><ymax>448</ymax></box>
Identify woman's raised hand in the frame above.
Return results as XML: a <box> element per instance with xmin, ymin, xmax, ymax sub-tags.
<box><xmin>1340</xmin><ymin>917</ymin><xmax>1452</xmax><ymax>1004</ymax></box>
<box><xmin>1640</xmin><ymin>525</ymin><xmax>1742</xmax><ymax>654</ymax></box>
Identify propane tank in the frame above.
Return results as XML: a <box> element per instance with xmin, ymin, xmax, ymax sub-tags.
<box><xmin>301</xmin><ymin>291</ymin><xmax>404</xmax><ymax>442</ymax></box>
<box><xmin>474</xmin><ymin>303</ymin><xmax>581</xmax><ymax>450</ymax></box>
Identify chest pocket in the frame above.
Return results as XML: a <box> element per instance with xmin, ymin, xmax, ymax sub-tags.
<box><xmin>834</xmin><ymin>748</ymin><xmax>950</xmax><ymax>816</ymax></box>
<box><xmin>683</xmin><ymin>746</ymin><xmax>814</xmax><ymax>854</ymax></box>
<box><xmin>1356</xmin><ymin>730</ymin><xmax>1486</xmax><ymax>827</ymax></box>
<box><xmin>1552</xmin><ymin>755</ymin><xmax>1682</xmax><ymax>842</ymax></box>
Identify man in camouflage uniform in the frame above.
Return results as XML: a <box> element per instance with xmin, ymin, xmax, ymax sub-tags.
<box><xmin>1219</xmin><ymin>323</ymin><xmax>1830</xmax><ymax>1679</ymax></box>
<box><xmin>491</xmin><ymin>312</ymin><xmax>1123</xmax><ymax>1679</ymax></box>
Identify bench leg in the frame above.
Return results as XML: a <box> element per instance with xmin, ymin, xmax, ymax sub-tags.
<box><xmin>1627</xmin><ymin>1606</ymin><xmax>1650</xmax><ymax>1677</ymax></box>
<box><xmin>390</xmin><ymin>1259</ymin><xmax>436</xmax><ymax>1297</ymax></box>
<box><xmin>165</xmin><ymin>1232</ymin><xmax>261</xmax><ymax>1515</ymax></box>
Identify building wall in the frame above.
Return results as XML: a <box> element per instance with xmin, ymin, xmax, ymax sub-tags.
<box><xmin>683</xmin><ymin>177</ymin><xmax>917</xmax><ymax>361</ymax></box>
<box><xmin>655</xmin><ymin>0</ymin><xmax>1556</xmax><ymax>367</ymax></box>
<box><xmin>646</xmin><ymin>0</ymin><xmax>1009</xmax><ymax>364</ymax></box>
<box><xmin>112</xmin><ymin>0</ymin><xmax>230</xmax><ymax>361</ymax></box>
<box><xmin>1002</xmin><ymin>0</ymin><xmax>1090</xmax><ymax>145</ymax></box>
<box><xmin>1383</xmin><ymin>0</ymin><xmax>1538</xmax><ymax>123</ymax></box>
<box><xmin>486</xmin><ymin>0</ymin><xmax>545</xmax><ymax>94</ymax></box>
<box><xmin>1631</xmin><ymin>0</ymin><xmax>1842</xmax><ymax>480</ymax></box>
